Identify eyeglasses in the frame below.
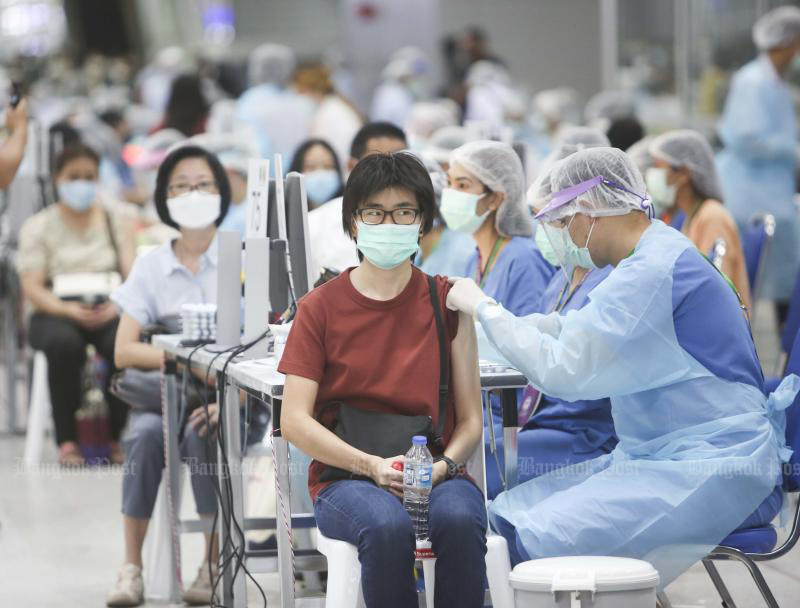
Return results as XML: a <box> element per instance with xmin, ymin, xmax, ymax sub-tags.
<box><xmin>167</xmin><ymin>180</ymin><xmax>218</xmax><ymax>197</ymax></box>
<box><xmin>357</xmin><ymin>207</ymin><xmax>420</xmax><ymax>225</ymax></box>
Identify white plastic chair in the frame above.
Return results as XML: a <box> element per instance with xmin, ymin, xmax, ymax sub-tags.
<box><xmin>23</xmin><ymin>351</ymin><xmax>52</xmax><ymax>464</ymax></box>
<box><xmin>315</xmin><ymin>430</ymin><xmax>515</xmax><ymax>608</ymax></box>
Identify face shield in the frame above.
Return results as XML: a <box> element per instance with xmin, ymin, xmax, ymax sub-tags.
<box><xmin>534</xmin><ymin>175</ymin><xmax>653</xmax><ymax>274</ymax></box>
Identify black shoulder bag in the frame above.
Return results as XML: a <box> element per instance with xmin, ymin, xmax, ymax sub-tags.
<box><xmin>317</xmin><ymin>275</ymin><xmax>449</xmax><ymax>483</ymax></box>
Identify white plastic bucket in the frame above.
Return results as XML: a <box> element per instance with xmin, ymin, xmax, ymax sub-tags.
<box><xmin>509</xmin><ymin>556</ymin><xmax>660</xmax><ymax>607</ymax></box>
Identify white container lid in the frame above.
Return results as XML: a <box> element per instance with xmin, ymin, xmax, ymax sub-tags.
<box><xmin>510</xmin><ymin>556</ymin><xmax>660</xmax><ymax>593</ymax></box>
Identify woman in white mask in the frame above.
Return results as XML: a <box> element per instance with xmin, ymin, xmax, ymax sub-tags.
<box><xmin>18</xmin><ymin>143</ymin><xmax>135</xmax><ymax>466</ymax></box>
<box><xmin>647</xmin><ymin>130</ymin><xmax>751</xmax><ymax>312</ymax></box>
<box><xmin>107</xmin><ymin>145</ymin><xmax>230</xmax><ymax>607</ymax></box>
<box><xmin>440</xmin><ymin>140</ymin><xmax>555</xmax><ymax>316</ymax></box>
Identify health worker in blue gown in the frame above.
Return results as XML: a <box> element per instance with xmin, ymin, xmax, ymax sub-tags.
<box><xmin>717</xmin><ymin>6</ymin><xmax>800</xmax><ymax>316</ymax></box>
<box><xmin>441</xmin><ymin>140</ymin><xmax>555</xmax><ymax>317</ymax></box>
<box><xmin>446</xmin><ymin>146</ymin><xmax>798</xmax><ymax>588</ymax></box>
<box><xmin>484</xmin><ymin>161</ymin><xmax>617</xmax><ymax>500</ymax></box>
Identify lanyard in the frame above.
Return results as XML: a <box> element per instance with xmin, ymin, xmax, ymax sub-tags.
<box><xmin>551</xmin><ymin>268</ymin><xmax>592</xmax><ymax>313</ymax></box>
<box><xmin>476</xmin><ymin>236</ymin><xmax>506</xmax><ymax>288</ymax></box>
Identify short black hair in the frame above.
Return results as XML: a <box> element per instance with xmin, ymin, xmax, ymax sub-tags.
<box><xmin>154</xmin><ymin>145</ymin><xmax>231</xmax><ymax>230</ymax></box>
<box><xmin>53</xmin><ymin>143</ymin><xmax>100</xmax><ymax>175</ymax></box>
<box><xmin>349</xmin><ymin>122</ymin><xmax>407</xmax><ymax>161</ymax></box>
<box><xmin>341</xmin><ymin>152</ymin><xmax>435</xmax><ymax>239</ymax></box>
<box><xmin>607</xmin><ymin>117</ymin><xmax>644</xmax><ymax>152</ymax></box>
<box><xmin>99</xmin><ymin>110</ymin><xmax>125</xmax><ymax>129</ymax></box>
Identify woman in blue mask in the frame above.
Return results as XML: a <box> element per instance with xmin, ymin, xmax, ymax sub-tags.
<box><xmin>279</xmin><ymin>152</ymin><xmax>487</xmax><ymax>607</ymax></box>
<box><xmin>17</xmin><ymin>143</ymin><xmax>136</xmax><ymax>465</ymax></box>
<box><xmin>442</xmin><ymin>140</ymin><xmax>555</xmax><ymax>317</ymax></box>
<box><xmin>289</xmin><ymin>138</ymin><xmax>344</xmax><ymax>208</ymax></box>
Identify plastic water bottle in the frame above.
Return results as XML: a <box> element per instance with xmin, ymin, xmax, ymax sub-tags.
<box><xmin>403</xmin><ymin>435</ymin><xmax>434</xmax><ymax>540</ymax></box>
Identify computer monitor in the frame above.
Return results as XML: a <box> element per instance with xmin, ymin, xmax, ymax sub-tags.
<box><xmin>283</xmin><ymin>172</ymin><xmax>314</xmax><ymax>300</ymax></box>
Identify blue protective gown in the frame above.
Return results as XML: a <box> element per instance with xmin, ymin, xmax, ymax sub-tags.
<box><xmin>414</xmin><ymin>228</ymin><xmax>475</xmax><ymax>278</ymax></box>
<box><xmin>717</xmin><ymin>56</ymin><xmax>799</xmax><ymax>301</ymax></box>
<box><xmin>479</xmin><ymin>220</ymin><xmax>797</xmax><ymax>587</ymax></box>
<box><xmin>465</xmin><ymin>236</ymin><xmax>556</xmax><ymax>317</ymax></box>
<box><xmin>485</xmin><ymin>265</ymin><xmax>617</xmax><ymax>499</ymax></box>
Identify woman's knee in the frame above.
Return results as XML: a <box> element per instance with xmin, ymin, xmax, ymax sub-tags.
<box><xmin>122</xmin><ymin>414</ymin><xmax>164</xmax><ymax>465</ymax></box>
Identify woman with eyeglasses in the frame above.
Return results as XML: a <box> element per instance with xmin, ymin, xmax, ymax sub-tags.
<box><xmin>279</xmin><ymin>152</ymin><xmax>487</xmax><ymax>607</ymax></box>
<box><xmin>106</xmin><ymin>145</ymin><xmax>230</xmax><ymax>607</ymax></box>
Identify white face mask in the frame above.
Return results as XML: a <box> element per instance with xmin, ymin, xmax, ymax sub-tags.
<box><xmin>166</xmin><ymin>191</ymin><xmax>221</xmax><ymax>230</ymax></box>
<box><xmin>439</xmin><ymin>188</ymin><xmax>491</xmax><ymax>234</ymax></box>
<box><xmin>645</xmin><ymin>167</ymin><xmax>677</xmax><ymax>216</ymax></box>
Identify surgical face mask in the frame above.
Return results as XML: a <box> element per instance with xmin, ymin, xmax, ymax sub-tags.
<box><xmin>534</xmin><ymin>224</ymin><xmax>561</xmax><ymax>267</ymax></box>
<box><xmin>563</xmin><ymin>215</ymin><xmax>598</xmax><ymax>269</ymax></box>
<box><xmin>304</xmin><ymin>169</ymin><xmax>341</xmax><ymax>205</ymax></box>
<box><xmin>58</xmin><ymin>180</ymin><xmax>97</xmax><ymax>212</ymax></box>
<box><xmin>166</xmin><ymin>191</ymin><xmax>221</xmax><ymax>230</ymax></box>
<box><xmin>355</xmin><ymin>222</ymin><xmax>420</xmax><ymax>270</ymax></box>
<box><xmin>439</xmin><ymin>188</ymin><xmax>491</xmax><ymax>234</ymax></box>
<box><xmin>645</xmin><ymin>167</ymin><xmax>677</xmax><ymax>216</ymax></box>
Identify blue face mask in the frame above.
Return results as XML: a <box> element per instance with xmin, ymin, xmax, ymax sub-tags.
<box><xmin>304</xmin><ymin>169</ymin><xmax>341</xmax><ymax>205</ymax></box>
<box><xmin>58</xmin><ymin>180</ymin><xmax>97</xmax><ymax>212</ymax></box>
<box><xmin>355</xmin><ymin>222</ymin><xmax>420</xmax><ymax>270</ymax></box>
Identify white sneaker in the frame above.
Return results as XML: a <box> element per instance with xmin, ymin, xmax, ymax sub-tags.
<box><xmin>182</xmin><ymin>560</ymin><xmax>219</xmax><ymax>606</ymax></box>
<box><xmin>106</xmin><ymin>563</ymin><xmax>144</xmax><ymax>607</ymax></box>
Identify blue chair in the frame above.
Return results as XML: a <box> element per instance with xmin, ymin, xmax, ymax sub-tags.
<box><xmin>742</xmin><ymin>213</ymin><xmax>776</xmax><ymax>304</ymax></box>
<box><xmin>701</xmin><ymin>329</ymin><xmax>800</xmax><ymax>608</ymax></box>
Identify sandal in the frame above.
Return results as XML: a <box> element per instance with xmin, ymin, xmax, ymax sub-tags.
<box><xmin>58</xmin><ymin>441</ymin><xmax>84</xmax><ymax>466</ymax></box>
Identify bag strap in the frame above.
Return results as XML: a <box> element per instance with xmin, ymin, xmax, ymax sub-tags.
<box><xmin>426</xmin><ymin>275</ymin><xmax>449</xmax><ymax>446</ymax></box>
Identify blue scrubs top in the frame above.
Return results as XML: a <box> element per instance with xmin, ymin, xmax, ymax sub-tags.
<box><xmin>414</xmin><ymin>228</ymin><xmax>475</xmax><ymax>278</ymax></box>
<box><xmin>465</xmin><ymin>236</ymin><xmax>556</xmax><ymax>316</ymax></box>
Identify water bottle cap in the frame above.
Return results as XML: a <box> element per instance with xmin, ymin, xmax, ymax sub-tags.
<box><xmin>412</xmin><ymin>435</ymin><xmax>427</xmax><ymax>446</ymax></box>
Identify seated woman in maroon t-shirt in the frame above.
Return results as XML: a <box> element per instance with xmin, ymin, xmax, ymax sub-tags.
<box><xmin>279</xmin><ymin>152</ymin><xmax>486</xmax><ymax>608</ymax></box>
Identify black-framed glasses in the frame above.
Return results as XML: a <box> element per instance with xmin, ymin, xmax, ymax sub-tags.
<box><xmin>167</xmin><ymin>180</ymin><xmax>218</xmax><ymax>197</ymax></box>
<box><xmin>357</xmin><ymin>207</ymin><xmax>420</xmax><ymax>225</ymax></box>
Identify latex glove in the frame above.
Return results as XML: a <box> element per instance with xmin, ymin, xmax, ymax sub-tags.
<box><xmin>446</xmin><ymin>277</ymin><xmax>493</xmax><ymax>317</ymax></box>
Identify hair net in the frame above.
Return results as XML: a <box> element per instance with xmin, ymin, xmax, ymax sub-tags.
<box><xmin>248</xmin><ymin>43</ymin><xmax>296</xmax><ymax>86</ymax></box>
<box><xmin>649</xmin><ymin>129</ymin><xmax>723</xmax><ymax>201</ymax></box>
<box><xmin>544</xmin><ymin>126</ymin><xmax>610</xmax><ymax>166</ymax></box>
<box><xmin>417</xmin><ymin>152</ymin><xmax>447</xmax><ymax>205</ymax></box>
<box><xmin>532</xmin><ymin>88</ymin><xmax>580</xmax><ymax>126</ymax></box>
<box><xmin>180</xmin><ymin>132</ymin><xmax>259</xmax><ymax>176</ymax></box>
<box><xmin>465</xmin><ymin>60</ymin><xmax>511</xmax><ymax>88</ymax></box>
<box><xmin>405</xmin><ymin>100</ymin><xmax>459</xmax><ymax>142</ymax></box>
<box><xmin>382</xmin><ymin>46</ymin><xmax>430</xmax><ymax>81</ymax></box>
<box><xmin>584</xmin><ymin>90</ymin><xmax>636</xmax><ymax>125</ymax></box>
<box><xmin>625</xmin><ymin>135</ymin><xmax>656</xmax><ymax>176</ymax></box>
<box><xmin>546</xmin><ymin>146</ymin><xmax>649</xmax><ymax>221</ymax></box>
<box><xmin>450</xmin><ymin>140</ymin><xmax>532</xmax><ymax>237</ymax></box>
<box><xmin>423</xmin><ymin>126</ymin><xmax>475</xmax><ymax>165</ymax></box>
<box><xmin>753</xmin><ymin>6</ymin><xmax>800</xmax><ymax>51</ymax></box>
<box><xmin>526</xmin><ymin>164</ymin><xmax>557</xmax><ymax>212</ymax></box>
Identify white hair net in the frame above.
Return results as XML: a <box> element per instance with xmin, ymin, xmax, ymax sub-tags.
<box><xmin>405</xmin><ymin>100</ymin><xmax>459</xmax><ymax>142</ymax></box>
<box><xmin>584</xmin><ymin>90</ymin><xmax>636</xmax><ymax>125</ymax></box>
<box><xmin>417</xmin><ymin>152</ymin><xmax>447</xmax><ymax>205</ymax></box>
<box><xmin>648</xmin><ymin>130</ymin><xmax>723</xmax><ymax>201</ymax></box>
<box><xmin>543</xmin><ymin>126</ymin><xmax>610</xmax><ymax>168</ymax></box>
<box><xmin>465</xmin><ymin>60</ymin><xmax>511</xmax><ymax>88</ymax></box>
<box><xmin>423</xmin><ymin>126</ymin><xmax>475</xmax><ymax>165</ymax></box>
<box><xmin>450</xmin><ymin>140</ymin><xmax>532</xmax><ymax>237</ymax></box>
<box><xmin>382</xmin><ymin>46</ymin><xmax>430</xmax><ymax>81</ymax></box>
<box><xmin>532</xmin><ymin>87</ymin><xmax>580</xmax><ymax>126</ymax></box>
<box><xmin>547</xmin><ymin>147</ymin><xmax>649</xmax><ymax>220</ymax></box>
<box><xmin>625</xmin><ymin>135</ymin><xmax>656</xmax><ymax>176</ymax></box>
<box><xmin>248</xmin><ymin>43</ymin><xmax>296</xmax><ymax>86</ymax></box>
<box><xmin>753</xmin><ymin>6</ymin><xmax>800</xmax><ymax>51</ymax></box>
<box><xmin>527</xmin><ymin>163</ymin><xmax>557</xmax><ymax>212</ymax></box>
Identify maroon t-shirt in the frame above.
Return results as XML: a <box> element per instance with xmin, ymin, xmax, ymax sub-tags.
<box><xmin>277</xmin><ymin>267</ymin><xmax>459</xmax><ymax>502</ymax></box>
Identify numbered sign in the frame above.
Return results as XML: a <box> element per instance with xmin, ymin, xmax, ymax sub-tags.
<box><xmin>246</xmin><ymin>158</ymin><xmax>270</xmax><ymax>239</ymax></box>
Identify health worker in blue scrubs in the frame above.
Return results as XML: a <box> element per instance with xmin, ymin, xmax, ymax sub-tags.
<box><xmin>441</xmin><ymin>140</ymin><xmax>555</xmax><ymax>317</ymax></box>
<box><xmin>445</xmin><ymin>146</ymin><xmax>797</xmax><ymax>588</ymax></box>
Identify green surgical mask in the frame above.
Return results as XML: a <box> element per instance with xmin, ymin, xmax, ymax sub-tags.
<box><xmin>439</xmin><ymin>188</ymin><xmax>491</xmax><ymax>234</ymax></box>
<box><xmin>355</xmin><ymin>222</ymin><xmax>420</xmax><ymax>270</ymax></box>
<box><xmin>645</xmin><ymin>167</ymin><xmax>677</xmax><ymax>216</ymax></box>
<box><xmin>562</xmin><ymin>216</ymin><xmax>598</xmax><ymax>270</ymax></box>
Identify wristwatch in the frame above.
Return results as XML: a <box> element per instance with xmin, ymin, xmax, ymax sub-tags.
<box><xmin>436</xmin><ymin>455</ymin><xmax>460</xmax><ymax>480</ymax></box>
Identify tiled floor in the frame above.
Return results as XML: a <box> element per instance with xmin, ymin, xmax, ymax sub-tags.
<box><xmin>1</xmin><ymin>299</ymin><xmax>797</xmax><ymax>607</ymax></box>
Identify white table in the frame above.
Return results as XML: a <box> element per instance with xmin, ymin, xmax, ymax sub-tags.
<box><xmin>155</xmin><ymin>334</ymin><xmax>528</xmax><ymax>608</ymax></box>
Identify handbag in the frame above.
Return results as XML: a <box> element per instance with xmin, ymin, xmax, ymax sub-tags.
<box><xmin>317</xmin><ymin>275</ymin><xmax>449</xmax><ymax>483</ymax></box>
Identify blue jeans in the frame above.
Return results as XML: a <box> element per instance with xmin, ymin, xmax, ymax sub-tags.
<box><xmin>314</xmin><ymin>478</ymin><xmax>487</xmax><ymax>608</ymax></box>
